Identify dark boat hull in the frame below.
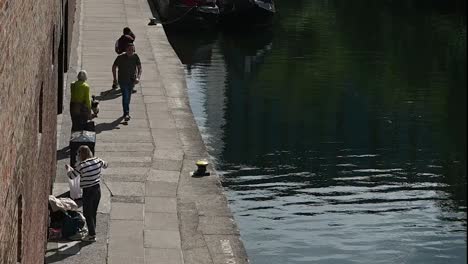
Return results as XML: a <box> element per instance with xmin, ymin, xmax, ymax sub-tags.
<box><xmin>167</xmin><ymin>5</ymin><xmax>219</xmax><ymax>30</ymax></box>
<box><xmin>217</xmin><ymin>0</ymin><xmax>275</xmax><ymax>29</ymax></box>
<box><xmin>151</xmin><ymin>0</ymin><xmax>220</xmax><ymax>31</ymax></box>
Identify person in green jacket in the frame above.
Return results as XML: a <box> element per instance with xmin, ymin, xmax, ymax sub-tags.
<box><xmin>70</xmin><ymin>70</ymin><xmax>91</xmax><ymax>131</ymax></box>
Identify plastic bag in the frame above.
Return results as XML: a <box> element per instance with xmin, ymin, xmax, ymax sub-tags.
<box><xmin>68</xmin><ymin>176</ymin><xmax>82</xmax><ymax>199</ymax></box>
<box><xmin>49</xmin><ymin>195</ymin><xmax>78</xmax><ymax>212</ymax></box>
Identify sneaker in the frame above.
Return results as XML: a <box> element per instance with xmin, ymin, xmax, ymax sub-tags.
<box><xmin>82</xmin><ymin>235</ymin><xmax>96</xmax><ymax>242</ymax></box>
<box><xmin>132</xmin><ymin>89</ymin><xmax>137</xmax><ymax>94</ymax></box>
<box><xmin>68</xmin><ymin>232</ymin><xmax>84</xmax><ymax>241</ymax></box>
<box><xmin>112</xmin><ymin>83</ymin><xmax>118</xmax><ymax>89</ymax></box>
<box><xmin>124</xmin><ymin>115</ymin><xmax>131</xmax><ymax>121</ymax></box>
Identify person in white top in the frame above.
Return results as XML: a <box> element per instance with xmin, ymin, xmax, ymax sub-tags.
<box><xmin>66</xmin><ymin>145</ymin><xmax>107</xmax><ymax>242</ymax></box>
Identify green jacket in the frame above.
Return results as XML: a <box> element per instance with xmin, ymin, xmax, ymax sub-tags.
<box><xmin>70</xmin><ymin>80</ymin><xmax>91</xmax><ymax>110</ymax></box>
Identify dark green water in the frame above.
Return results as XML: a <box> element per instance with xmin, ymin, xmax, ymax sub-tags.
<box><xmin>166</xmin><ymin>1</ymin><xmax>466</xmax><ymax>263</ymax></box>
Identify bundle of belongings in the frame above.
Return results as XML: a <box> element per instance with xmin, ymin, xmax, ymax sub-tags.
<box><xmin>48</xmin><ymin>195</ymin><xmax>87</xmax><ymax>241</ymax></box>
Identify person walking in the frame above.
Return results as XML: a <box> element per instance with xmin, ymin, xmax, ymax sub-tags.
<box><xmin>66</xmin><ymin>145</ymin><xmax>108</xmax><ymax>242</ymax></box>
<box><xmin>113</xmin><ymin>27</ymin><xmax>137</xmax><ymax>94</ymax></box>
<box><xmin>70</xmin><ymin>70</ymin><xmax>91</xmax><ymax>131</ymax></box>
<box><xmin>112</xmin><ymin>42</ymin><xmax>142</xmax><ymax>121</ymax></box>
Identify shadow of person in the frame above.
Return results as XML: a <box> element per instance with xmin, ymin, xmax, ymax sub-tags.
<box><xmin>45</xmin><ymin>239</ymin><xmax>94</xmax><ymax>263</ymax></box>
<box><xmin>95</xmin><ymin>116</ymin><xmax>125</xmax><ymax>134</ymax></box>
<box><xmin>95</xmin><ymin>89</ymin><xmax>121</xmax><ymax>101</ymax></box>
<box><xmin>57</xmin><ymin>146</ymin><xmax>70</xmax><ymax>161</ymax></box>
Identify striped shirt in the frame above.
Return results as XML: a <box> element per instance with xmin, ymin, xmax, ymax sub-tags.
<box><xmin>67</xmin><ymin>157</ymin><xmax>108</xmax><ymax>189</ymax></box>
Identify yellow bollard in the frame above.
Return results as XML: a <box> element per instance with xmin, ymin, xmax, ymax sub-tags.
<box><xmin>192</xmin><ymin>159</ymin><xmax>210</xmax><ymax>177</ymax></box>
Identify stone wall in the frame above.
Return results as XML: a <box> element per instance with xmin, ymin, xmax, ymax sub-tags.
<box><xmin>0</xmin><ymin>0</ymin><xmax>75</xmax><ymax>263</ymax></box>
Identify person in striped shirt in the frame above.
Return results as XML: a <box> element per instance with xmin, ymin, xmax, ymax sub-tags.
<box><xmin>66</xmin><ymin>145</ymin><xmax>108</xmax><ymax>242</ymax></box>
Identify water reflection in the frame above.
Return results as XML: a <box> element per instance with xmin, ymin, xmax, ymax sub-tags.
<box><xmin>166</xmin><ymin>31</ymin><xmax>218</xmax><ymax>66</ymax></box>
<box><xmin>165</xmin><ymin>1</ymin><xmax>466</xmax><ymax>263</ymax></box>
<box><xmin>220</xmin><ymin>30</ymin><xmax>273</xmax><ymax>77</ymax></box>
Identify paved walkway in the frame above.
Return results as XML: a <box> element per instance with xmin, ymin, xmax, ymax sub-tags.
<box><xmin>46</xmin><ymin>0</ymin><xmax>248</xmax><ymax>263</ymax></box>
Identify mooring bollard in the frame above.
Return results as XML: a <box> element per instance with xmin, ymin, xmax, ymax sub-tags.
<box><xmin>148</xmin><ymin>17</ymin><xmax>158</xmax><ymax>26</ymax></box>
<box><xmin>192</xmin><ymin>159</ymin><xmax>210</xmax><ymax>177</ymax></box>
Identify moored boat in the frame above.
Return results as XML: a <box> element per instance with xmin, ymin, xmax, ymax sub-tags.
<box><xmin>217</xmin><ymin>0</ymin><xmax>275</xmax><ymax>29</ymax></box>
<box><xmin>152</xmin><ymin>0</ymin><xmax>220</xmax><ymax>31</ymax></box>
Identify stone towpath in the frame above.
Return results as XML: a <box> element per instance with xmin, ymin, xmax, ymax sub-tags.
<box><xmin>46</xmin><ymin>0</ymin><xmax>248</xmax><ymax>263</ymax></box>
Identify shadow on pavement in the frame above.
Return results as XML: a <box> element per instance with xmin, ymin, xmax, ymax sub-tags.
<box><xmin>57</xmin><ymin>146</ymin><xmax>70</xmax><ymax>161</ymax></box>
<box><xmin>45</xmin><ymin>240</ymin><xmax>93</xmax><ymax>263</ymax></box>
<box><xmin>95</xmin><ymin>116</ymin><xmax>124</xmax><ymax>134</ymax></box>
<box><xmin>95</xmin><ymin>89</ymin><xmax>121</xmax><ymax>101</ymax></box>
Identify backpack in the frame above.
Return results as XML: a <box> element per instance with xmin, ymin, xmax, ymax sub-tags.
<box><xmin>115</xmin><ymin>38</ymin><xmax>122</xmax><ymax>54</ymax></box>
<box><xmin>61</xmin><ymin>211</ymin><xmax>85</xmax><ymax>238</ymax></box>
<box><xmin>115</xmin><ymin>35</ymin><xmax>134</xmax><ymax>54</ymax></box>
<box><xmin>115</xmin><ymin>37</ymin><xmax>124</xmax><ymax>54</ymax></box>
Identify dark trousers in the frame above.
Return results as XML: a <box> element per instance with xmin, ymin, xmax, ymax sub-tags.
<box><xmin>70</xmin><ymin>102</ymin><xmax>90</xmax><ymax>131</ymax></box>
<box><xmin>82</xmin><ymin>184</ymin><xmax>101</xmax><ymax>236</ymax></box>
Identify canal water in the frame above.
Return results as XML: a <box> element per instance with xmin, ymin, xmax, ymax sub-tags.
<box><xmin>165</xmin><ymin>1</ymin><xmax>466</xmax><ymax>263</ymax></box>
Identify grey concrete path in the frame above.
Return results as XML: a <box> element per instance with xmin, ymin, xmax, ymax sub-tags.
<box><xmin>46</xmin><ymin>0</ymin><xmax>248</xmax><ymax>263</ymax></box>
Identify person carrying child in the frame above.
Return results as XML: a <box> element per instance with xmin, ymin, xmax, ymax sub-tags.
<box><xmin>113</xmin><ymin>27</ymin><xmax>137</xmax><ymax>94</ymax></box>
<box><xmin>115</xmin><ymin>27</ymin><xmax>135</xmax><ymax>54</ymax></box>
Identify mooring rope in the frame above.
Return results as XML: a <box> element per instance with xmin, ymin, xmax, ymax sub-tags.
<box><xmin>155</xmin><ymin>6</ymin><xmax>198</xmax><ymax>25</ymax></box>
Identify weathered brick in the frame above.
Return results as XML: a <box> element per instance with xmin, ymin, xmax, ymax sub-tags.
<box><xmin>0</xmin><ymin>0</ymin><xmax>76</xmax><ymax>263</ymax></box>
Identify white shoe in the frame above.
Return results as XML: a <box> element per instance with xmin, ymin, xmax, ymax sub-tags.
<box><xmin>69</xmin><ymin>232</ymin><xmax>84</xmax><ymax>241</ymax></box>
<box><xmin>82</xmin><ymin>235</ymin><xmax>96</xmax><ymax>242</ymax></box>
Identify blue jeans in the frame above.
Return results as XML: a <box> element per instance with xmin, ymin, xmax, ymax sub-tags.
<box><xmin>119</xmin><ymin>82</ymin><xmax>134</xmax><ymax>115</ymax></box>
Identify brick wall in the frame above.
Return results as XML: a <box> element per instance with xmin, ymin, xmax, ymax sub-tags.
<box><xmin>0</xmin><ymin>0</ymin><xmax>75</xmax><ymax>263</ymax></box>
